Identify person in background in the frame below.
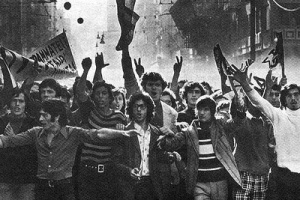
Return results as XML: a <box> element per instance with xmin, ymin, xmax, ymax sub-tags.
<box><xmin>0</xmin><ymin>89</ymin><xmax>39</xmax><ymax>200</ymax></box>
<box><xmin>112</xmin><ymin>87</ymin><xmax>127</xmax><ymax>115</ymax></box>
<box><xmin>161</xmin><ymin>88</ymin><xmax>177</xmax><ymax>109</ymax></box>
<box><xmin>201</xmin><ymin>81</ymin><xmax>213</xmax><ymax>95</ymax></box>
<box><xmin>177</xmin><ymin>81</ymin><xmax>206</xmax><ymax>124</ymax></box>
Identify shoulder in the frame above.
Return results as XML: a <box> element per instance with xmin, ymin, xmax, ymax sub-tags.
<box><xmin>161</xmin><ymin>101</ymin><xmax>178</xmax><ymax>116</ymax></box>
<box><xmin>149</xmin><ymin>124</ymin><xmax>162</xmax><ymax>135</ymax></box>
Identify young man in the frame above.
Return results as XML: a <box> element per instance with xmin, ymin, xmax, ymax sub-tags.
<box><xmin>0</xmin><ymin>89</ymin><xmax>39</xmax><ymax>200</ymax></box>
<box><xmin>229</xmin><ymin>65</ymin><xmax>300</xmax><ymax>199</ymax></box>
<box><xmin>0</xmin><ymin>99</ymin><xmax>138</xmax><ymax>200</ymax></box>
<box><xmin>118</xmin><ymin>92</ymin><xmax>173</xmax><ymax>200</ymax></box>
<box><xmin>161</xmin><ymin>95</ymin><xmax>242</xmax><ymax>200</ymax></box>
<box><xmin>26</xmin><ymin>78</ymin><xmax>62</xmax><ymax>119</ymax></box>
<box><xmin>231</xmin><ymin>95</ymin><xmax>271</xmax><ymax>200</ymax></box>
<box><xmin>76</xmin><ymin>58</ymin><xmax>127</xmax><ymax>200</ymax></box>
<box><xmin>177</xmin><ymin>81</ymin><xmax>206</xmax><ymax>124</ymax></box>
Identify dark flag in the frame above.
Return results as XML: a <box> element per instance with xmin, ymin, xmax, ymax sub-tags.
<box><xmin>213</xmin><ymin>44</ymin><xmax>237</xmax><ymax>95</ymax></box>
<box><xmin>0</xmin><ymin>47</ymin><xmax>18</xmax><ymax>108</ymax></box>
<box><xmin>116</xmin><ymin>0</ymin><xmax>139</xmax><ymax>51</ymax></box>
<box><xmin>262</xmin><ymin>32</ymin><xmax>285</xmax><ymax>77</ymax></box>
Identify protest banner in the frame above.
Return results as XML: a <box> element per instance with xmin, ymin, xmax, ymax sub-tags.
<box><xmin>0</xmin><ymin>32</ymin><xmax>78</xmax><ymax>82</ymax></box>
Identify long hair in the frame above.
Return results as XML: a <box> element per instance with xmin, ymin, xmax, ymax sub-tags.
<box><xmin>182</xmin><ymin>81</ymin><xmax>205</xmax><ymax>100</ymax></box>
<box><xmin>140</xmin><ymin>72</ymin><xmax>167</xmax><ymax>91</ymax></box>
<box><xmin>113</xmin><ymin>87</ymin><xmax>126</xmax><ymax>114</ymax></box>
<box><xmin>8</xmin><ymin>88</ymin><xmax>30</xmax><ymax>112</ymax></box>
<box><xmin>39</xmin><ymin>78</ymin><xmax>62</xmax><ymax>97</ymax></box>
<box><xmin>161</xmin><ymin>88</ymin><xmax>177</xmax><ymax>109</ymax></box>
<box><xmin>91</xmin><ymin>81</ymin><xmax>114</xmax><ymax>104</ymax></box>
<box><xmin>126</xmin><ymin>92</ymin><xmax>155</xmax><ymax>123</ymax></box>
<box><xmin>41</xmin><ymin>99</ymin><xmax>68</xmax><ymax>126</ymax></box>
<box><xmin>196</xmin><ymin>95</ymin><xmax>216</xmax><ymax>117</ymax></box>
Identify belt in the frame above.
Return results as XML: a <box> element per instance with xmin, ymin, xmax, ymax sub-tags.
<box><xmin>80</xmin><ymin>162</ymin><xmax>113</xmax><ymax>174</ymax></box>
<box><xmin>38</xmin><ymin>177</ymin><xmax>73</xmax><ymax>188</ymax></box>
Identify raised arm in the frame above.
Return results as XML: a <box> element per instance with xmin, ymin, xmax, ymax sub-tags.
<box><xmin>228</xmin><ymin>64</ymin><xmax>277</xmax><ymax>121</ymax></box>
<box><xmin>93</xmin><ymin>52</ymin><xmax>109</xmax><ymax>84</ymax></box>
<box><xmin>263</xmin><ymin>70</ymin><xmax>278</xmax><ymax>99</ymax></box>
<box><xmin>170</xmin><ymin>56</ymin><xmax>183</xmax><ymax>95</ymax></box>
<box><xmin>76</xmin><ymin>57</ymin><xmax>92</xmax><ymax>102</ymax></box>
<box><xmin>121</xmin><ymin>46</ymin><xmax>141</xmax><ymax>99</ymax></box>
<box><xmin>134</xmin><ymin>58</ymin><xmax>144</xmax><ymax>79</ymax></box>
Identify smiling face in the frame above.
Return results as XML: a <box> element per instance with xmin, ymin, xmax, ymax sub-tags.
<box><xmin>113</xmin><ymin>93</ymin><xmax>124</xmax><ymax>111</ymax></box>
<box><xmin>10</xmin><ymin>93</ymin><xmax>26</xmax><ymax>117</ymax></box>
<box><xmin>286</xmin><ymin>88</ymin><xmax>300</xmax><ymax>110</ymax></box>
<box><xmin>145</xmin><ymin>80</ymin><xmax>163</xmax><ymax>102</ymax></box>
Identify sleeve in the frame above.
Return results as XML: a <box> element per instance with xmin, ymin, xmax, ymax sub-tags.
<box><xmin>121</xmin><ymin>50</ymin><xmax>141</xmax><ymax>99</ymax></box>
<box><xmin>73</xmin><ymin>127</ymin><xmax>99</xmax><ymax>143</ymax></box>
<box><xmin>246</xmin><ymin>89</ymin><xmax>279</xmax><ymax>122</ymax></box>
<box><xmin>0</xmin><ymin>127</ymin><xmax>38</xmax><ymax>148</ymax></box>
<box><xmin>77</xmin><ymin>97</ymin><xmax>94</xmax><ymax>125</ymax></box>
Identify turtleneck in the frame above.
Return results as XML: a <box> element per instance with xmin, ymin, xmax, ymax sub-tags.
<box><xmin>285</xmin><ymin>107</ymin><xmax>300</xmax><ymax>116</ymax></box>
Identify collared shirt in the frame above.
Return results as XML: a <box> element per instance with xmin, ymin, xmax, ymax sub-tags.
<box><xmin>134</xmin><ymin>122</ymin><xmax>151</xmax><ymax>176</ymax></box>
<box><xmin>0</xmin><ymin>126</ymin><xmax>99</xmax><ymax>180</ymax></box>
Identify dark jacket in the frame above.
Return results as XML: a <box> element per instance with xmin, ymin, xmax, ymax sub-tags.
<box><xmin>117</xmin><ymin>122</ymin><xmax>172</xmax><ymax>200</ymax></box>
<box><xmin>165</xmin><ymin>119</ymin><xmax>242</xmax><ymax>194</ymax></box>
<box><xmin>0</xmin><ymin>114</ymin><xmax>38</xmax><ymax>183</ymax></box>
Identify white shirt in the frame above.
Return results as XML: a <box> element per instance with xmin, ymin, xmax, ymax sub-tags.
<box><xmin>248</xmin><ymin>89</ymin><xmax>300</xmax><ymax>173</ymax></box>
<box><xmin>134</xmin><ymin>122</ymin><xmax>151</xmax><ymax>176</ymax></box>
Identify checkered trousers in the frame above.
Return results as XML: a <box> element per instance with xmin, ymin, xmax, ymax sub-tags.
<box><xmin>233</xmin><ymin>171</ymin><xmax>268</xmax><ymax>200</ymax></box>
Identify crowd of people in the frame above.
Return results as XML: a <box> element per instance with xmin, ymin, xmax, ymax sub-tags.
<box><xmin>0</xmin><ymin>45</ymin><xmax>299</xmax><ymax>200</ymax></box>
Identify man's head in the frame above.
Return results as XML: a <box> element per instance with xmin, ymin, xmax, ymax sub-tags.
<box><xmin>161</xmin><ymin>88</ymin><xmax>176</xmax><ymax>109</ymax></box>
<box><xmin>141</xmin><ymin>72</ymin><xmax>167</xmax><ymax>102</ymax></box>
<box><xmin>182</xmin><ymin>81</ymin><xmax>205</xmax><ymax>108</ymax></box>
<box><xmin>39</xmin><ymin>99</ymin><xmax>67</xmax><ymax>129</ymax></box>
<box><xmin>91</xmin><ymin>81</ymin><xmax>114</xmax><ymax>108</ymax></box>
<box><xmin>267</xmin><ymin>84</ymin><xmax>281</xmax><ymax>108</ymax></box>
<box><xmin>196</xmin><ymin>95</ymin><xmax>216</xmax><ymax>122</ymax></box>
<box><xmin>61</xmin><ymin>87</ymin><xmax>72</xmax><ymax>108</ymax></box>
<box><xmin>127</xmin><ymin>92</ymin><xmax>155</xmax><ymax>124</ymax></box>
<box><xmin>39</xmin><ymin>78</ymin><xmax>62</xmax><ymax>101</ymax></box>
<box><xmin>280</xmin><ymin>84</ymin><xmax>300</xmax><ymax>110</ymax></box>
<box><xmin>9</xmin><ymin>89</ymin><xmax>29</xmax><ymax>117</ymax></box>
<box><xmin>201</xmin><ymin>81</ymin><xmax>213</xmax><ymax>95</ymax></box>
<box><xmin>112</xmin><ymin>87</ymin><xmax>126</xmax><ymax>114</ymax></box>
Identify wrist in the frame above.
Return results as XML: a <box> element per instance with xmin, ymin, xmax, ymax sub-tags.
<box><xmin>242</xmin><ymin>83</ymin><xmax>252</xmax><ymax>93</ymax></box>
<box><xmin>172</xmin><ymin>152</ymin><xmax>182</xmax><ymax>162</ymax></box>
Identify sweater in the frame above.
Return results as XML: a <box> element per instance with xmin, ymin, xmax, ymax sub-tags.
<box><xmin>247</xmin><ymin>89</ymin><xmax>300</xmax><ymax>173</ymax></box>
